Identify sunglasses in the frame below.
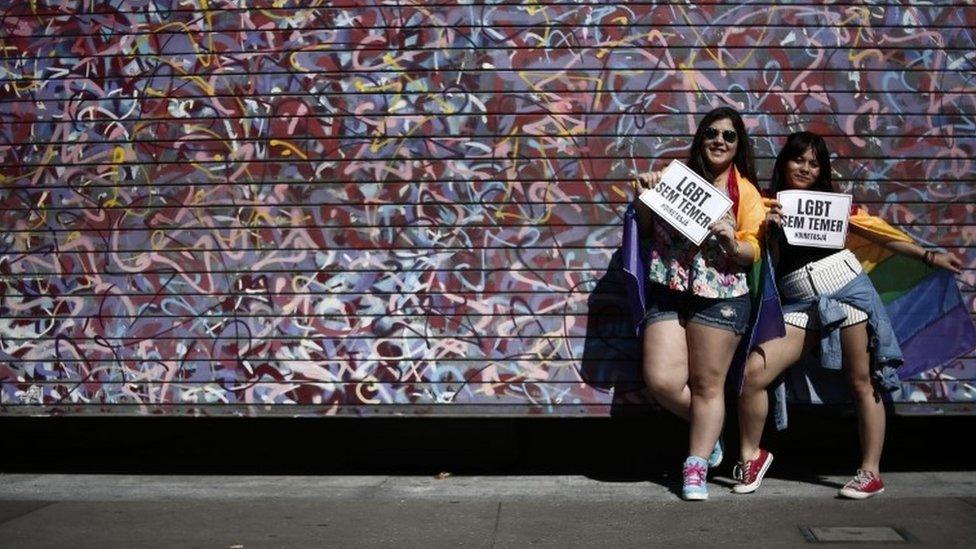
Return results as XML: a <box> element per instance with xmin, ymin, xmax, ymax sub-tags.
<box><xmin>703</xmin><ymin>127</ymin><xmax>738</xmax><ymax>143</ymax></box>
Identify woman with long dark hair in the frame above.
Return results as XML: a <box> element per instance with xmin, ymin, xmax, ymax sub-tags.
<box><xmin>632</xmin><ymin>107</ymin><xmax>766</xmax><ymax>500</ymax></box>
<box><xmin>732</xmin><ymin>131</ymin><xmax>961</xmax><ymax>499</ymax></box>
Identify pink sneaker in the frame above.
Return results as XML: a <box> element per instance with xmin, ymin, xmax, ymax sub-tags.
<box><xmin>681</xmin><ymin>456</ymin><xmax>709</xmax><ymax>501</ymax></box>
<box><xmin>732</xmin><ymin>448</ymin><xmax>773</xmax><ymax>494</ymax></box>
<box><xmin>838</xmin><ymin>469</ymin><xmax>885</xmax><ymax>499</ymax></box>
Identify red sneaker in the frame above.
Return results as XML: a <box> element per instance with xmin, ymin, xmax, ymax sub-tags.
<box><xmin>732</xmin><ymin>448</ymin><xmax>773</xmax><ymax>494</ymax></box>
<box><xmin>838</xmin><ymin>469</ymin><xmax>885</xmax><ymax>499</ymax></box>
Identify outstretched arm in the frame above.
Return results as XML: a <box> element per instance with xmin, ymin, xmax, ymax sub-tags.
<box><xmin>849</xmin><ymin>223</ymin><xmax>962</xmax><ymax>274</ymax></box>
<box><xmin>881</xmin><ymin>240</ymin><xmax>962</xmax><ymax>274</ymax></box>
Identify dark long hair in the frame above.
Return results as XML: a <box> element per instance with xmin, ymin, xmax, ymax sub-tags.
<box><xmin>686</xmin><ymin>107</ymin><xmax>757</xmax><ymax>184</ymax></box>
<box><xmin>769</xmin><ymin>131</ymin><xmax>832</xmax><ymax>194</ymax></box>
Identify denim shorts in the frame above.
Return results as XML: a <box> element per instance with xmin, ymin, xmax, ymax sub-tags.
<box><xmin>642</xmin><ymin>284</ymin><xmax>752</xmax><ymax>335</ymax></box>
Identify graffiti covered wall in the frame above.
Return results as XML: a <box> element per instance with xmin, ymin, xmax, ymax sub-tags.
<box><xmin>1</xmin><ymin>1</ymin><xmax>974</xmax><ymax>415</ymax></box>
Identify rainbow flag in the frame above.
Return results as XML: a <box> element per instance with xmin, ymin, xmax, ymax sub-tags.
<box><xmin>848</xmin><ymin>211</ymin><xmax>975</xmax><ymax>380</ymax></box>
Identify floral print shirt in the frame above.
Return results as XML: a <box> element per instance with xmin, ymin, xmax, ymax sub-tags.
<box><xmin>647</xmin><ymin>217</ymin><xmax>750</xmax><ymax>299</ymax></box>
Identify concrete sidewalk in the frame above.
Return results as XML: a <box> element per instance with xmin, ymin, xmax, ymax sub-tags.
<box><xmin>1</xmin><ymin>473</ymin><xmax>974</xmax><ymax>548</ymax></box>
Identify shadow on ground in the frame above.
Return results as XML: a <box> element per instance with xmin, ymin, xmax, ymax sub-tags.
<box><xmin>1</xmin><ymin>412</ymin><xmax>973</xmax><ymax>480</ymax></box>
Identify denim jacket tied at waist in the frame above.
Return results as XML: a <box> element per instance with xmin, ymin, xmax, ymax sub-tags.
<box><xmin>780</xmin><ymin>271</ymin><xmax>903</xmax><ymax>391</ymax></box>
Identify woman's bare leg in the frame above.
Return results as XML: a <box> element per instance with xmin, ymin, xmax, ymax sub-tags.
<box><xmin>738</xmin><ymin>325</ymin><xmax>817</xmax><ymax>462</ymax></box>
<box><xmin>685</xmin><ymin>322</ymin><xmax>742</xmax><ymax>459</ymax></box>
<box><xmin>841</xmin><ymin>322</ymin><xmax>885</xmax><ymax>474</ymax></box>
<box><xmin>642</xmin><ymin>318</ymin><xmax>691</xmax><ymax>420</ymax></box>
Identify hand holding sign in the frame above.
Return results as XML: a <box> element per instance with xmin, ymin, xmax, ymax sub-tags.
<box><xmin>708</xmin><ymin>212</ymin><xmax>739</xmax><ymax>254</ymax></box>
<box><xmin>638</xmin><ymin>160</ymin><xmax>733</xmax><ymax>245</ymax></box>
<box><xmin>634</xmin><ymin>170</ymin><xmax>663</xmax><ymax>194</ymax></box>
<box><xmin>776</xmin><ymin>190</ymin><xmax>852</xmax><ymax>249</ymax></box>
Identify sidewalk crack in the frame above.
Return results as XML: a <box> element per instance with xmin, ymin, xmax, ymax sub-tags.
<box><xmin>489</xmin><ymin>502</ymin><xmax>502</xmax><ymax>549</ymax></box>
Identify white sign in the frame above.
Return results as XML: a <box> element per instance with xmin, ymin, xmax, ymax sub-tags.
<box><xmin>638</xmin><ymin>160</ymin><xmax>733</xmax><ymax>245</ymax></box>
<box><xmin>777</xmin><ymin>190</ymin><xmax>852</xmax><ymax>249</ymax></box>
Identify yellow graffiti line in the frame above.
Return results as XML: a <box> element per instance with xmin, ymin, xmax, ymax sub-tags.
<box><xmin>41</xmin><ymin>143</ymin><xmax>58</xmax><ymax>165</ymax></box>
<box><xmin>365</xmin><ymin>75</ymin><xmax>441</xmax><ymax>152</ymax></box>
<box><xmin>355</xmin><ymin>77</ymin><xmax>414</xmax><ymax>121</ymax></box>
<box><xmin>28</xmin><ymin>195</ymin><xmax>49</xmax><ymax>231</ymax></box>
<box><xmin>596</xmin><ymin>29</ymin><xmax>674</xmax><ymax>59</ymax></box>
<box><xmin>150</xmin><ymin>229</ymin><xmax>168</xmax><ymax>250</ymax></box>
<box><xmin>238</xmin><ymin>207</ymin><xmax>276</xmax><ymax>227</ymax></box>
<box><xmin>354</xmin><ymin>79</ymin><xmax>403</xmax><ymax>93</ymax></box>
<box><xmin>381</xmin><ymin>52</ymin><xmax>405</xmax><ymax>71</ymax></box>
<box><xmin>848</xmin><ymin>46</ymin><xmax>884</xmax><ymax>65</ymax></box>
<box><xmin>524</xmin><ymin>0</ymin><xmax>547</xmax><ymax>16</ymax></box>
<box><xmin>180</xmin><ymin>73</ymin><xmax>215</xmax><ymax>96</ymax></box>
<box><xmin>118</xmin><ymin>198</ymin><xmax>156</xmax><ymax>223</ymax></box>
<box><xmin>0</xmin><ymin>42</ymin><xmax>38</xmax><ymax>90</ymax></box>
<box><xmin>261</xmin><ymin>0</ymin><xmax>319</xmax><ymax>16</ymax></box>
<box><xmin>288</xmin><ymin>44</ymin><xmax>333</xmax><ymax>72</ymax></box>
<box><xmin>270</xmin><ymin>139</ymin><xmax>308</xmax><ymax>159</ymax></box>
<box><xmin>8</xmin><ymin>78</ymin><xmax>42</xmax><ymax>93</ymax></box>
<box><xmin>675</xmin><ymin>5</ymin><xmax>778</xmax><ymax>72</ymax></box>
<box><xmin>181</xmin><ymin>125</ymin><xmax>223</xmax><ymax>140</ymax></box>
<box><xmin>7</xmin><ymin>165</ymin><xmax>46</xmax><ymax>187</ymax></box>
<box><xmin>152</xmin><ymin>21</ymin><xmax>215</xmax><ymax>68</ymax></box>
<box><xmin>846</xmin><ymin>11</ymin><xmax>883</xmax><ymax>66</ymax></box>
<box><xmin>101</xmin><ymin>146</ymin><xmax>127</xmax><ymax>207</ymax></box>
<box><xmin>110</xmin><ymin>144</ymin><xmax>126</xmax><ymax>186</ymax></box>
<box><xmin>211</xmin><ymin>222</ymin><xmax>260</xmax><ymax>247</ymax></box>
<box><xmin>839</xmin><ymin>7</ymin><xmax>875</xmax><ymax>65</ymax></box>
<box><xmin>200</xmin><ymin>0</ymin><xmax>213</xmax><ymax>32</ymax></box>
<box><xmin>731</xmin><ymin>24</ymin><xmax>772</xmax><ymax>69</ymax></box>
<box><xmin>155</xmin><ymin>56</ymin><xmax>215</xmax><ymax>94</ymax></box>
<box><xmin>355</xmin><ymin>376</ymin><xmax>382</xmax><ymax>405</ymax></box>
<box><xmin>674</xmin><ymin>6</ymin><xmax>711</xmax><ymax>70</ymax></box>
<box><xmin>177</xmin><ymin>125</ymin><xmax>238</xmax><ymax>161</ymax></box>
<box><xmin>524</xmin><ymin>1</ymin><xmax>552</xmax><ymax>44</ymax></box>
<box><xmin>839</xmin><ymin>6</ymin><xmax>872</xmax><ymax>26</ymax></box>
<box><xmin>203</xmin><ymin>22</ymin><xmax>217</xmax><ymax>67</ymax></box>
<box><xmin>494</xmin><ymin>127</ymin><xmax>521</xmax><ymax>178</ymax></box>
<box><xmin>675</xmin><ymin>58</ymin><xmax>702</xmax><ymax>94</ymax></box>
<box><xmin>188</xmin><ymin>162</ymin><xmax>220</xmax><ymax>179</ymax></box>
<box><xmin>493</xmin><ymin>128</ymin><xmax>524</xmax><ymax>221</ymax></box>
<box><xmin>520</xmin><ymin>70</ymin><xmax>600</xmax><ymax>127</ymax></box>
<box><xmin>192</xmin><ymin>189</ymin><xmax>208</xmax><ymax>204</ymax></box>
<box><xmin>370</xmin><ymin>114</ymin><xmax>435</xmax><ymax>154</ymax></box>
<box><xmin>291</xmin><ymin>274</ymin><xmax>312</xmax><ymax>294</ymax></box>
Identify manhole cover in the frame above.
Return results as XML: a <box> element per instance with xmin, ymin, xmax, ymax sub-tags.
<box><xmin>801</xmin><ymin>526</ymin><xmax>910</xmax><ymax>543</ymax></box>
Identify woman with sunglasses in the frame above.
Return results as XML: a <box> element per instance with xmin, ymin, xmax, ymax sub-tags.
<box><xmin>732</xmin><ymin>131</ymin><xmax>962</xmax><ymax>499</ymax></box>
<box><xmin>632</xmin><ymin>107</ymin><xmax>766</xmax><ymax>500</ymax></box>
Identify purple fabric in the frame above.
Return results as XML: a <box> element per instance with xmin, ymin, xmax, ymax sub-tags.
<box><xmin>898</xmin><ymin>303</ymin><xmax>976</xmax><ymax>379</ymax></box>
<box><xmin>731</xmin><ymin>250</ymin><xmax>786</xmax><ymax>393</ymax></box>
<box><xmin>621</xmin><ymin>206</ymin><xmax>647</xmax><ymax>336</ymax></box>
